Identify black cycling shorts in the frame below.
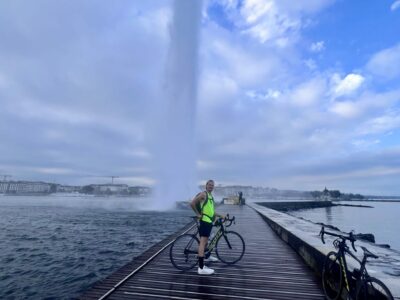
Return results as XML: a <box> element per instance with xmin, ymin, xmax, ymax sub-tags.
<box><xmin>199</xmin><ymin>220</ymin><xmax>213</xmax><ymax>237</ymax></box>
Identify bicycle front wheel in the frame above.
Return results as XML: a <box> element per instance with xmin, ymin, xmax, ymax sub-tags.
<box><xmin>215</xmin><ymin>231</ymin><xmax>245</xmax><ymax>264</ymax></box>
<box><xmin>322</xmin><ymin>251</ymin><xmax>343</xmax><ymax>300</ymax></box>
<box><xmin>169</xmin><ymin>234</ymin><xmax>199</xmax><ymax>271</ymax></box>
<box><xmin>356</xmin><ymin>277</ymin><xmax>394</xmax><ymax>300</ymax></box>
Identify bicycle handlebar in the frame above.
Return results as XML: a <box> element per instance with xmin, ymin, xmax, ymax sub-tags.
<box><xmin>218</xmin><ymin>214</ymin><xmax>235</xmax><ymax>227</ymax></box>
<box><xmin>319</xmin><ymin>225</ymin><xmax>357</xmax><ymax>252</ymax></box>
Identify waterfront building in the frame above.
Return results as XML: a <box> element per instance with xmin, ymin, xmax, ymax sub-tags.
<box><xmin>0</xmin><ymin>181</ymin><xmax>51</xmax><ymax>194</ymax></box>
<box><xmin>92</xmin><ymin>184</ymin><xmax>129</xmax><ymax>195</ymax></box>
<box><xmin>128</xmin><ymin>186</ymin><xmax>151</xmax><ymax>196</ymax></box>
<box><xmin>56</xmin><ymin>185</ymin><xmax>81</xmax><ymax>193</ymax></box>
<box><xmin>0</xmin><ymin>181</ymin><xmax>9</xmax><ymax>193</ymax></box>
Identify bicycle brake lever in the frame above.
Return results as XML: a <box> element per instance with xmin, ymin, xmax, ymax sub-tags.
<box><xmin>319</xmin><ymin>226</ymin><xmax>325</xmax><ymax>244</ymax></box>
<box><xmin>349</xmin><ymin>231</ymin><xmax>357</xmax><ymax>252</ymax></box>
<box><xmin>352</xmin><ymin>241</ymin><xmax>357</xmax><ymax>252</ymax></box>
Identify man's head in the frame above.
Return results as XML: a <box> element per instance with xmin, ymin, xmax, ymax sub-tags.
<box><xmin>205</xmin><ymin>180</ymin><xmax>214</xmax><ymax>193</ymax></box>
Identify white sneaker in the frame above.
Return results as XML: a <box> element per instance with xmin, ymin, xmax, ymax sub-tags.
<box><xmin>198</xmin><ymin>266</ymin><xmax>215</xmax><ymax>275</ymax></box>
<box><xmin>205</xmin><ymin>255</ymin><xmax>219</xmax><ymax>262</ymax></box>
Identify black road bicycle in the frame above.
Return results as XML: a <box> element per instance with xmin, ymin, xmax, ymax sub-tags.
<box><xmin>169</xmin><ymin>214</ymin><xmax>245</xmax><ymax>270</ymax></box>
<box><xmin>319</xmin><ymin>226</ymin><xmax>393</xmax><ymax>300</ymax></box>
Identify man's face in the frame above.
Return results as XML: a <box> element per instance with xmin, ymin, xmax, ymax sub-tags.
<box><xmin>206</xmin><ymin>181</ymin><xmax>214</xmax><ymax>192</ymax></box>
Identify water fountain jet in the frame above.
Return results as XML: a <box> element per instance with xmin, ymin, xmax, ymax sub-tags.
<box><xmin>151</xmin><ymin>0</ymin><xmax>203</xmax><ymax>210</ymax></box>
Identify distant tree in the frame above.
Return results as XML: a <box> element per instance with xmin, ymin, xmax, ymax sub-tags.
<box><xmin>311</xmin><ymin>191</ymin><xmax>322</xmax><ymax>198</ymax></box>
<box><xmin>81</xmin><ymin>185</ymin><xmax>94</xmax><ymax>194</ymax></box>
<box><xmin>49</xmin><ymin>184</ymin><xmax>58</xmax><ymax>193</ymax></box>
<box><xmin>329</xmin><ymin>190</ymin><xmax>341</xmax><ymax>198</ymax></box>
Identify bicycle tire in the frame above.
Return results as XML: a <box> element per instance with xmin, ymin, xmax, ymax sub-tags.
<box><xmin>215</xmin><ymin>231</ymin><xmax>245</xmax><ymax>264</ymax></box>
<box><xmin>169</xmin><ymin>234</ymin><xmax>199</xmax><ymax>271</ymax></box>
<box><xmin>356</xmin><ymin>277</ymin><xmax>394</xmax><ymax>300</ymax></box>
<box><xmin>322</xmin><ymin>251</ymin><xmax>343</xmax><ymax>300</ymax></box>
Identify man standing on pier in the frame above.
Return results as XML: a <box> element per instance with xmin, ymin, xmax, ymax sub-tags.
<box><xmin>191</xmin><ymin>179</ymin><xmax>224</xmax><ymax>275</ymax></box>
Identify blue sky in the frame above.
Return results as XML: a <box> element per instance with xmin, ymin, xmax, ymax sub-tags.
<box><xmin>1</xmin><ymin>0</ymin><xmax>400</xmax><ymax>196</ymax></box>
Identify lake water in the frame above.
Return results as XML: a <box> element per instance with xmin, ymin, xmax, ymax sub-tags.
<box><xmin>289</xmin><ymin>201</ymin><xmax>400</xmax><ymax>251</ymax></box>
<box><xmin>0</xmin><ymin>195</ymin><xmax>190</xmax><ymax>299</ymax></box>
<box><xmin>2</xmin><ymin>196</ymin><xmax>399</xmax><ymax>299</ymax></box>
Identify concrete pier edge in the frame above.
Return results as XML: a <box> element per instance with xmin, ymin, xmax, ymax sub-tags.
<box><xmin>247</xmin><ymin>202</ymin><xmax>400</xmax><ymax>299</ymax></box>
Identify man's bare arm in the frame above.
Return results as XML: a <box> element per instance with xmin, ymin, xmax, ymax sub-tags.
<box><xmin>190</xmin><ymin>192</ymin><xmax>205</xmax><ymax>219</ymax></box>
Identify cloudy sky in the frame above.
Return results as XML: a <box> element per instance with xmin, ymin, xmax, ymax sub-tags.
<box><xmin>1</xmin><ymin>0</ymin><xmax>400</xmax><ymax>195</ymax></box>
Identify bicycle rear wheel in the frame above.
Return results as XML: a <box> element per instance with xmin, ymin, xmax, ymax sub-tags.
<box><xmin>322</xmin><ymin>251</ymin><xmax>343</xmax><ymax>300</ymax></box>
<box><xmin>215</xmin><ymin>231</ymin><xmax>245</xmax><ymax>264</ymax></box>
<box><xmin>356</xmin><ymin>277</ymin><xmax>394</xmax><ymax>300</ymax></box>
<box><xmin>169</xmin><ymin>234</ymin><xmax>199</xmax><ymax>271</ymax></box>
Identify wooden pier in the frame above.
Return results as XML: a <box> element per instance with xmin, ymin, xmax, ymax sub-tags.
<box><xmin>81</xmin><ymin>205</ymin><xmax>325</xmax><ymax>299</ymax></box>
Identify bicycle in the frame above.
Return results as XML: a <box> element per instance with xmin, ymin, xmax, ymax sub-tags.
<box><xmin>319</xmin><ymin>226</ymin><xmax>393</xmax><ymax>300</ymax></box>
<box><xmin>169</xmin><ymin>214</ymin><xmax>245</xmax><ymax>271</ymax></box>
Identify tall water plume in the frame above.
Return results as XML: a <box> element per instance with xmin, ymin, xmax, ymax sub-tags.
<box><xmin>151</xmin><ymin>0</ymin><xmax>203</xmax><ymax>210</ymax></box>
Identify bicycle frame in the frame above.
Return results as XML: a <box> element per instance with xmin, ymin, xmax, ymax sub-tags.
<box><xmin>182</xmin><ymin>227</ymin><xmax>224</xmax><ymax>257</ymax></box>
<box><xmin>206</xmin><ymin>226</ymin><xmax>224</xmax><ymax>253</ymax></box>
<box><xmin>339</xmin><ymin>243</ymin><xmax>373</xmax><ymax>297</ymax></box>
<box><xmin>326</xmin><ymin>235</ymin><xmax>373</xmax><ymax>299</ymax></box>
<box><xmin>192</xmin><ymin>217</ymin><xmax>231</xmax><ymax>256</ymax></box>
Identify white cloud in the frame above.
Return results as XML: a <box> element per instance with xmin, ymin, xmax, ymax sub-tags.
<box><xmin>366</xmin><ymin>43</ymin><xmax>400</xmax><ymax>79</ymax></box>
<box><xmin>330</xmin><ymin>101</ymin><xmax>359</xmax><ymax>118</ymax></box>
<box><xmin>35</xmin><ymin>167</ymin><xmax>74</xmax><ymax>175</ymax></box>
<box><xmin>136</xmin><ymin>7</ymin><xmax>171</xmax><ymax>41</ymax></box>
<box><xmin>199</xmin><ymin>71</ymin><xmax>239</xmax><ymax>108</ymax></box>
<box><xmin>121</xmin><ymin>148</ymin><xmax>152</xmax><ymax>159</ymax></box>
<box><xmin>291</xmin><ymin>78</ymin><xmax>326</xmax><ymax>106</ymax></box>
<box><xmin>332</xmin><ymin>73</ymin><xmax>365</xmax><ymax>97</ymax></box>
<box><xmin>212</xmin><ymin>0</ymin><xmax>333</xmax><ymax>46</ymax></box>
<box><xmin>329</xmin><ymin>89</ymin><xmax>400</xmax><ymax>120</ymax></box>
<box><xmin>242</xmin><ymin>6</ymin><xmax>301</xmax><ymax>45</ymax></box>
<box><xmin>241</xmin><ymin>0</ymin><xmax>275</xmax><ymax>24</ymax></box>
<box><xmin>351</xmin><ymin>139</ymin><xmax>380</xmax><ymax>148</ymax></box>
<box><xmin>358</xmin><ymin>112</ymin><xmax>400</xmax><ymax>135</ymax></box>
<box><xmin>208</xmin><ymin>39</ymin><xmax>282</xmax><ymax>86</ymax></box>
<box><xmin>310</xmin><ymin>41</ymin><xmax>325</xmax><ymax>52</ymax></box>
<box><xmin>304</xmin><ymin>59</ymin><xmax>317</xmax><ymax>70</ymax></box>
<box><xmin>246</xmin><ymin>89</ymin><xmax>281</xmax><ymax>101</ymax></box>
<box><xmin>391</xmin><ymin>0</ymin><xmax>400</xmax><ymax>11</ymax></box>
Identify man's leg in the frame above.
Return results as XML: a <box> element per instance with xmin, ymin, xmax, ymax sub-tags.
<box><xmin>198</xmin><ymin>221</ymin><xmax>214</xmax><ymax>275</ymax></box>
<box><xmin>198</xmin><ymin>236</ymin><xmax>208</xmax><ymax>269</ymax></box>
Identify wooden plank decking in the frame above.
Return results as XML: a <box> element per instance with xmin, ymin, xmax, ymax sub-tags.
<box><xmin>81</xmin><ymin>205</ymin><xmax>324</xmax><ymax>300</ymax></box>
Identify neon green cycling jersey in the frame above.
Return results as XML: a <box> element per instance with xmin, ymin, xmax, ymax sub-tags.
<box><xmin>201</xmin><ymin>192</ymin><xmax>214</xmax><ymax>223</ymax></box>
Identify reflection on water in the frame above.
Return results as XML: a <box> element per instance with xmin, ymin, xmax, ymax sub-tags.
<box><xmin>324</xmin><ymin>205</ymin><xmax>333</xmax><ymax>223</ymax></box>
<box><xmin>290</xmin><ymin>201</ymin><xmax>400</xmax><ymax>251</ymax></box>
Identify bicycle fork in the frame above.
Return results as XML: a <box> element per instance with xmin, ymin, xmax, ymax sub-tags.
<box><xmin>223</xmin><ymin>234</ymin><xmax>233</xmax><ymax>249</ymax></box>
<box><xmin>341</xmin><ymin>256</ymin><xmax>350</xmax><ymax>292</ymax></box>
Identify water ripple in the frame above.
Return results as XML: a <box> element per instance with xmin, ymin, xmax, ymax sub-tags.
<box><xmin>0</xmin><ymin>196</ymin><xmax>189</xmax><ymax>299</ymax></box>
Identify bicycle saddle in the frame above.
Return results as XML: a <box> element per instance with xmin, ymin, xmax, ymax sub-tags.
<box><xmin>361</xmin><ymin>246</ymin><xmax>378</xmax><ymax>259</ymax></box>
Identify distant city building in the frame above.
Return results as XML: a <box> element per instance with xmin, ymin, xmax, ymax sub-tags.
<box><xmin>0</xmin><ymin>181</ymin><xmax>51</xmax><ymax>194</ymax></box>
<box><xmin>128</xmin><ymin>186</ymin><xmax>151</xmax><ymax>196</ymax></box>
<box><xmin>0</xmin><ymin>181</ymin><xmax>9</xmax><ymax>193</ymax></box>
<box><xmin>56</xmin><ymin>185</ymin><xmax>81</xmax><ymax>193</ymax></box>
<box><xmin>91</xmin><ymin>184</ymin><xmax>129</xmax><ymax>194</ymax></box>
